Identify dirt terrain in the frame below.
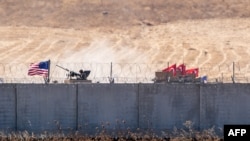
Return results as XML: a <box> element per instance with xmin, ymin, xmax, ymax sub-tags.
<box><xmin>0</xmin><ymin>0</ymin><xmax>250</xmax><ymax>83</ymax></box>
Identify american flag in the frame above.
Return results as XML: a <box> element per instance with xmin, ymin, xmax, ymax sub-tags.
<box><xmin>28</xmin><ymin>61</ymin><xmax>49</xmax><ymax>77</ymax></box>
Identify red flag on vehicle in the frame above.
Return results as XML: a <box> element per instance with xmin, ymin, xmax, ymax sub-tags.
<box><xmin>176</xmin><ymin>64</ymin><xmax>186</xmax><ymax>75</ymax></box>
<box><xmin>185</xmin><ymin>68</ymin><xmax>199</xmax><ymax>77</ymax></box>
<box><xmin>162</xmin><ymin>64</ymin><xmax>176</xmax><ymax>75</ymax></box>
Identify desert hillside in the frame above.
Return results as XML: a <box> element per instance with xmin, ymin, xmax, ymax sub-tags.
<box><xmin>0</xmin><ymin>0</ymin><xmax>250</xmax><ymax>83</ymax></box>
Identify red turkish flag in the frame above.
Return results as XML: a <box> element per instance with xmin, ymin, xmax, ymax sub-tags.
<box><xmin>176</xmin><ymin>64</ymin><xmax>186</xmax><ymax>75</ymax></box>
<box><xmin>162</xmin><ymin>64</ymin><xmax>176</xmax><ymax>75</ymax></box>
<box><xmin>185</xmin><ymin>68</ymin><xmax>199</xmax><ymax>77</ymax></box>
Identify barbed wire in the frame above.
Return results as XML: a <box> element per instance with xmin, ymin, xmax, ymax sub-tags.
<box><xmin>0</xmin><ymin>62</ymin><xmax>250</xmax><ymax>83</ymax></box>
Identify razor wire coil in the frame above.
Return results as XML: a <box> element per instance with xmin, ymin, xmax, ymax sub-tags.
<box><xmin>0</xmin><ymin>62</ymin><xmax>250</xmax><ymax>83</ymax></box>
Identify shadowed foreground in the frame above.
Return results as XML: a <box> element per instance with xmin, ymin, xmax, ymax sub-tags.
<box><xmin>0</xmin><ymin>129</ymin><xmax>223</xmax><ymax>141</ymax></box>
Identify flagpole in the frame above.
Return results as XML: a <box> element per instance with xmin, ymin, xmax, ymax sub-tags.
<box><xmin>46</xmin><ymin>59</ymin><xmax>51</xmax><ymax>84</ymax></box>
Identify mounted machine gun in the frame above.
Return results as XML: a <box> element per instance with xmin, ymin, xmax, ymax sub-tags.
<box><xmin>56</xmin><ymin>65</ymin><xmax>91</xmax><ymax>83</ymax></box>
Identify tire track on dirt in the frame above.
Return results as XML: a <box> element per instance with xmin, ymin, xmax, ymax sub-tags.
<box><xmin>235</xmin><ymin>46</ymin><xmax>250</xmax><ymax>68</ymax></box>
<box><xmin>213</xmin><ymin>43</ymin><xmax>227</xmax><ymax>68</ymax></box>
<box><xmin>196</xmin><ymin>42</ymin><xmax>213</xmax><ymax>76</ymax></box>
<box><xmin>149</xmin><ymin>40</ymin><xmax>175</xmax><ymax>64</ymax></box>
<box><xmin>181</xmin><ymin>42</ymin><xmax>199</xmax><ymax>67</ymax></box>
<box><xmin>14</xmin><ymin>37</ymin><xmax>50</xmax><ymax>63</ymax></box>
<box><xmin>0</xmin><ymin>41</ymin><xmax>22</xmax><ymax>63</ymax></box>
<box><xmin>160</xmin><ymin>39</ymin><xmax>179</xmax><ymax>64</ymax></box>
<box><xmin>223</xmin><ymin>47</ymin><xmax>239</xmax><ymax>64</ymax></box>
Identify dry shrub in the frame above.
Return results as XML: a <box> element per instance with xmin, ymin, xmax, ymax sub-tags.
<box><xmin>0</xmin><ymin>121</ymin><xmax>223</xmax><ymax>141</ymax></box>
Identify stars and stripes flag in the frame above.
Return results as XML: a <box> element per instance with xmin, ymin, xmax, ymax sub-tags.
<box><xmin>28</xmin><ymin>60</ymin><xmax>50</xmax><ymax>77</ymax></box>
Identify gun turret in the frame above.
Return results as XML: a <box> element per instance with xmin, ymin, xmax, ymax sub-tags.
<box><xmin>56</xmin><ymin>64</ymin><xmax>91</xmax><ymax>81</ymax></box>
<box><xmin>56</xmin><ymin>64</ymin><xmax>92</xmax><ymax>84</ymax></box>
<box><xmin>56</xmin><ymin>65</ymin><xmax>80</xmax><ymax>79</ymax></box>
<box><xmin>56</xmin><ymin>65</ymin><xmax>70</xmax><ymax>72</ymax></box>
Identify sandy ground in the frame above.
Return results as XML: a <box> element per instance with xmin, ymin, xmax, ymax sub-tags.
<box><xmin>0</xmin><ymin>0</ymin><xmax>250</xmax><ymax>83</ymax></box>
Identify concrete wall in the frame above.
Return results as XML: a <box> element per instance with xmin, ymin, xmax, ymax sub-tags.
<box><xmin>0</xmin><ymin>84</ymin><xmax>16</xmax><ymax>131</ymax></box>
<box><xmin>16</xmin><ymin>84</ymin><xmax>77</xmax><ymax>132</ymax></box>
<box><xmin>0</xmin><ymin>83</ymin><xmax>250</xmax><ymax>135</ymax></box>
<box><xmin>77</xmin><ymin>84</ymin><xmax>138</xmax><ymax>134</ymax></box>
<box><xmin>200</xmin><ymin>84</ymin><xmax>250</xmax><ymax>131</ymax></box>
<box><xmin>139</xmin><ymin>84</ymin><xmax>200</xmax><ymax>132</ymax></box>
